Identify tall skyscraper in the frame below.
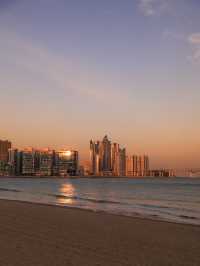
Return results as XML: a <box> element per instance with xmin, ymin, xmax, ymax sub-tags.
<box><xmin>90</xmin><ymin>136</ymin><xmax>113</xmax><ymax>176</ymax></box>
<box><xmin>90</xmin><ymin>135</ymin><xmax>125</xmax><ymax>176</ymax></box>
<box><xmin>0</xmin><ymin>140</ymin><xmax>11</xmax><ymax>162</ymax></box>
<box><xmin>101</xmin><ymin>135</ymin><xmax>112</xmax><ymax>174</ymax></box>
<box><xmin>90</xmin><ymin>140</ymin><xmax>100</xmax><ymax>175</ymax></box>
<box><xmin>119</xmin><ymin>148</ymin><xmax>126</xmax><ymax>176</ymax></box>
<box><xmin>111</xmin><ymin>143</ymin><xmax>120</xmax><ymax>176</ymax></box>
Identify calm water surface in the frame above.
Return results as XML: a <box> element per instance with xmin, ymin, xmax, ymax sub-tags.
<box><xmin>0</xmin><ymin>177</ymin><xmax>200</xmax><ymax>225</ymax></box>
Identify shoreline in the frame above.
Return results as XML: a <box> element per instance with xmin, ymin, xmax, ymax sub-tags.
<box><xmin>0</xmin><ymin>199</ymin><xmax>200</xmax><ymax>266</ymax></box>
<box><xmin>1</xmin><ymin>176</ymin><xmax>200</xmax><ymax>227</ymax></box>
<box><xmin>0</xmin><ymin>197</ymin><xmax>199</xmax><ymax>228</ymax></box>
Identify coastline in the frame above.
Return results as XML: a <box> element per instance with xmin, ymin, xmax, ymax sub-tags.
<box><xmin>1</xmin><ymin>176</ymin><xmax>200</xmax><ymax>226</ymax></box>
<box><xmin>1</xmin><ymin>197</ymin><xmax>199</xmax><ymax>227</ymax></box>
<box><xmin>0</xmin><ymin>199</ymin><xmax>200</xmax><ymax>266</ymax></box>
<box><xmin>0</xmin><ymin>175</ymin><xmax>186</xmax><ymax>179</ymax></box>
<box><xmin>0</xmin><ymin>175</ymin><xmax>134</xmax><ymax>178</ymax></box>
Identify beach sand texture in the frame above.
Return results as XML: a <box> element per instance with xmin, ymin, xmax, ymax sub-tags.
<box><xmin>0</xmin><ymin>199</ymin><xmax>200</xmax><ymax>266</ymax></box>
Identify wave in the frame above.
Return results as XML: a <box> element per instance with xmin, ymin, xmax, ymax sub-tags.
<box><xmin>139</xmin><ymin>204</ymin><xmax>171</xmax><ymax>209</ymax></box>
<box><xmin>179</xmin><ymin>215</ymin><xmax>197</xmax><ymax>220</ymax></box>
<box><xmin>48</xmin><ymin>193</ymin><xmax>123</xmax><ymax>205</ymax></box>
<box><xmin>0</xmin><ymin>188</ymin><xmax>21</xmax><ymax>193</ymax></box>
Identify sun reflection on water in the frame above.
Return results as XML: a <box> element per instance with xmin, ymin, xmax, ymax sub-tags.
<box><xmin>57</xmin><ymin>182</ymin><xmax>76</xmax><ymax>205</ymax></box>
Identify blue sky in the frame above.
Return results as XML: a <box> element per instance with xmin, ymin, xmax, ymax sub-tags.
<box><xmin>0</xmin><ymin>0</ymin><xmax>200</xmax><ymax>168</ymax></box>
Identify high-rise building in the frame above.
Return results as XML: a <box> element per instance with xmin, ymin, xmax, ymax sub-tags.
<box><xmin>21</xmin><ymin>149</ymin><xmax>35</xmax><ymax>175</ymax></box>
<box><xmin>137</xmin><ymin>155</ymin><xmax>149</xmax><ymax>176</ymax></box>
<box><xmin>111</xmin><ymin>143</ymin><xmax>120</xmax><ymax>176</ymax></box>
<box><xmin>126</xmin><ymin>156</ymin><xmax>133</xmax><ymax>176</ymax></box>
<box><xmin>132</xmin><ymin>155</ymin><xmax>138</xmax><ymax>176</ymax></box>
<box><xmin>90</xmin><ymin>135</ymin><xmax>126</xmax><ymax>176</ymax></box>
<box><xmin>8</xmin><ymin>149</ymin><xmax>22</xmax><ymax>176</ymax></box>
<box><xmin>35</xmin><ymin>149</ymin><xmax>53</xmax><ymax>176</ymax></box>
<box><xmin>8</xmin><ymin>147</ymin><xmax>78</xmax><ymax>177</ymax></box>
<box><xmin>53</xmin><ymin>150</ymin><xmax>78</xmax><ymax>176</ymax></box>
<box><xmin>90</xmin><ymin>140</ymin><xmax>100</xmax><ymax>175</ymax></box>
<box><xmin>143</xmin><ymin>155</ymin><xmax>149</xmax><ymax>176</ymax></box>
<box><xmin>40</xmin><ymin>150</ymin><xmax>53</xmax><ymax>176</ymax></box>
<box><xmin>101</xmin><ymin>135</ymin><xmax>112</xmax><ymax>174</ymax></box>
<box><xmin>126</xmin><ymin>155</ymin><xmax>149</xmax><ymax>177</ymax></box>
<box><xmin>90</xmin><ymin>136</ymin><xmax>113</xmax><ymax>176</ymax></box>
<box><xmin>0</xmin><ymin>140</ymin><xmax>11</xmax><ymax>162</ymax></box>
<box><xmin>119</xmin><ymin>148</ymin><xmax>126</xmax><ymax>176</ymax></box>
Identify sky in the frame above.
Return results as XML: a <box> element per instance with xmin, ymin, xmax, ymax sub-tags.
<box><xmin>0</xmin><ymin>0</ymin><xmax>200</xmax><ymax>169</ymax></box>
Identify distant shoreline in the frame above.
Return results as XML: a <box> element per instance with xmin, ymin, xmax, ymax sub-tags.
<box><xmin>0</xmin><ymin>175</ymin><xmax>181</xmax><ymax>179</ymax></box>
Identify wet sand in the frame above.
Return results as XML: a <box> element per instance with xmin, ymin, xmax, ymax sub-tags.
<box><xmin>0</xmin><ymin>199</ymin><xmax>200</xmax><ymax>266</ymax></box>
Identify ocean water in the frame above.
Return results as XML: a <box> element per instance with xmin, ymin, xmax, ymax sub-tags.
<box><xmin>0</xmin><ymin>177</ymin><xmax>200</xmax><ymax>225</ymax></box>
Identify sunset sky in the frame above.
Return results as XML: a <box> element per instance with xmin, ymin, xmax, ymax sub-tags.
<box><xmin>0</xmin><ymin>0</ymin><xmax>200</xmax><ymax>168</ymax></box>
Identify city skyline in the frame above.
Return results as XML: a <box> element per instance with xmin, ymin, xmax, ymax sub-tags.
<box><xmin>0</xmin><ymin>1</ymin><xmax>200</xmax><ymax>169</ymax></box>
<box><xmin>0</xmin><ymin>136</ymin><xmax>185</xmax><ymax>175</ymax></box>
<box><xmin>1</xmin><ymin>133</ymin><xmax>199</xmax><ymax>170</ymax></box>
<box><xmin>2</xmin><ymin>136</ymin><xmax>177</xmax><ymax>177</ymax></box>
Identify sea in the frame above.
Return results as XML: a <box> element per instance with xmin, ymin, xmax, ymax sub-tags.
<box><xmin>0</xmin><ymin>177</ymin><xmax>200</xmax><ymax>225</ymax></box>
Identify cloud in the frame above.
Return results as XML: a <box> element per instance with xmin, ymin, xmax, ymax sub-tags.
<box><xmin>162</xmin><ymin>31</ymin><xmax>200</xmax><ymax>64</ymax></box>
<box><xmin>188</xmin><ymin>33</ymin><xmax>200</xmax><ymax>45</ymax></box>
<box><xmin>138</xmin><ymin>0</ymin><xmax>170</xmax><ymax>16</ymax></box>
<box><xmin>162</xmin><ymin>30</ymin><xmax>185</xmax><ymax>41</ymax></box>
<box><xmin>139</xmin><ymin>0</ymin><xmax>156</xmax><ymax>16</ymax></box>
<box><xmin>188</xmin><ymin>33</ymin><xmax>200</xmax><ymax>62</ymax></box>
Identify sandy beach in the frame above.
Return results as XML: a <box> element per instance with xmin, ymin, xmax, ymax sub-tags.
<box><xmin>0</xmin><ymin>199</ymin><xmax>199</xmax><ymax>266</ymax></box>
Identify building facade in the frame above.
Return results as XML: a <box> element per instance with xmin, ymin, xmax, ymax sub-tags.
<box><xmin>21</xmin><ymin>149</ymin><xmax>35</xmax><ymax>175</ymax></box>
<box><xmin>101</xmin><ymin>135</ymin><xmax>112</xmax><ymax>174</ymax></box>
<box><xmin>150</xmin><ymin>169</ymin><xmax>174</xmax><ymax>177</ymax></box>
<box><xmin>90</xmin><ymin>140</ymin><xmax>100</xmax><ymax>175</ymax></box>
<box><xmin>126</xmin><ymin>155</ymin><xmax>149</xmax><ymax>177</ymax></box>
<box><xmin>7</xmin><ymin>147</ymin><xmax>79</xmax><ymax>177</ymax></box>
<box><xmin>119</xmin><ymin>148</ymin><xmax>126</xmax><ymax>176</ymax></box>
<box><xmin>34</xmin><ymin>149</ymin><xmax>53</xmax><ymax>176</ymax></box>
<box><xmin>126</xmin><ymin>156</ymin><xmax>133</xmax><ymax>176</ymax></box>
<box><xmin>111</xmin><ymin>143</ymin><xmax>120</xmax><ymax>176</ymax></box>
<box><xmin>8</xmin><ymin>149</ymin><xmax>22</xmax><ymax>176</ymax></box>
<box><xmin>53</xmin><ymin>150</ymin><xmax>78</xmax><ymax>176</ymax></box>
<box><xmin>0</xmin><ymin>140</ymin><xmax>11</xmax><ymax>162</ymax></box>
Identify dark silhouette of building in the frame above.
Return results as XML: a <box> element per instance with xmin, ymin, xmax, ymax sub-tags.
<box><xmin>0</xmin><ymin>140</ymin><xmax>11</xmax><ymax>162</ymax></box>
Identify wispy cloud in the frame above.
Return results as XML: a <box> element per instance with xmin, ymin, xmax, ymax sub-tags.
<box><xmin>188</xmin><ymin>33</ymin><xmax>200</xmax><ymax>62</ymax></box>
<box><xmin>161</xmin><ymin>30</ymin><xmax>200</xmax><ymax>64</ymax></box>
<box><xmin>188</xmin><ymin>33</ymin><xmax>200</xmax><ymax>45</ymax></box>
<box><xmin>138</xmin><ymin>0</ymin><xmax>170</xmax><ymax>16</ymax></box>
<box><xmin>162</xmin><ymin>30</ymin><xmax>185</xmax><ymax>41</ymax></box>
